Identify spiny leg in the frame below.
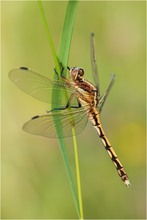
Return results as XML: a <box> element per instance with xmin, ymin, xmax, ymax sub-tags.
<box><xmin>47</xmin><ymin>93</ymin><xmax>81</xmax><ymax>113</ymax></box>
<box><xmin>54</xmin><ymin>63</ymin><xmax>64</xmax><ymax>79</ymax></box>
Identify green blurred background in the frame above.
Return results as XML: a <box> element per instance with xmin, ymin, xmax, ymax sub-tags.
<box><xmin>2</xmin><ymin>1</ymin><xmax>146</xmax><ymax>219</ymax></box>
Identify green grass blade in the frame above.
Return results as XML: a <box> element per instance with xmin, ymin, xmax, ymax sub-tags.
<box><xmin>72</xmin><ymin>128</ymin><xmax>84</xmax><ymax>219</ymax></box>
<box><xmin>38</xmin><ymin>1</ymin><xmax>83</xmax><ymax>218</ymax></box>
<box><xmin>56</xmin><ymin>1</ymin><xmax>83</xmax><ymax>218</ymax></box>
<box><xmin>38</xmin><ymin>1</ymin><xmax>60</xmax><ymax>73</ymax></box>
<box><xmin>57</xmin><ymin>1</ymin><xmax>84</xmax><ymax>218</ymax></box>
<box><xmin>58</xmin><ymin>0</ymin><xmax>78</xmax><ymax>71</ymax></box>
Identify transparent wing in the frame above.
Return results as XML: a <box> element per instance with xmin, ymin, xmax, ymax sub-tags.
<box><xmin>90</xmin><ymin>33</ymin><xmax>116</xmax><ymax>113</ymax></box>
<box><xmin>90</xmin><ymin>33</ymin><xmax>100</xmax><ymax>97</ymax></box>
<box><xmin>98</xmin><ymin>74</ymin><xmax>116</xmax><ymax>113</ymax></box>
<box><xmin>9</xmin><ymin>67</ymin><xmax>75</xmax><ymax>104</ymax></box>
<box><xmin>23</xmin><ymin>106</ymin><xmax>89</xmax><ymax>138</ymax></box>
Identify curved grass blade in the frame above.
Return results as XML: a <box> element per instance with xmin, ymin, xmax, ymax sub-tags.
<box><xmin>38</xmin><ymin>1</ymin><xmax>82</xmax><ymax>218</ymax></box>
<box><xmin>38</xmin><ymin>1</ymin><xmax>60</xmax><ymax>73</ymax></box>
<box><xmin>56</xmin><ymin>1</ymin><xmax>84</xmax><ymax>219</ymax></box>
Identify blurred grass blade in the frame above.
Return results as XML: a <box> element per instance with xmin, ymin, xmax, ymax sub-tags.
<box><xmin>56</xmin><ymin>1</ymin><xmax>83</xmax><ymax>218</ymax></box>
<box><xmin>38</xmin><ymin>1</ymin><xmax>83</xmax><ymax>219</ymax></box>
<box><xmin>72</xmin><ymin>127</ymin><xmax>84</xmax><ymax>219</ymax></box>
<box><xmin>38</xmin><ymin>1</ymin><xmax>60</xmax><ymax>73</ymax></box>
<box><xmin>58</xmin><ymin>0</ymin><xmax>78</xmax><ymax>72</ymax></box>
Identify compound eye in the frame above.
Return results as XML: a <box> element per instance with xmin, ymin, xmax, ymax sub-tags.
<box><xmin>78</xmin><ymin>68</ymin><xmax>84</xmax><ymax>76</ymax></box>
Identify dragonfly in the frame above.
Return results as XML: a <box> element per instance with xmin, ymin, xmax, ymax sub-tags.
<box><xmin>9</xmin><ymin>33</ymin><xmax>130</xmax><ymax>187</ymax></box>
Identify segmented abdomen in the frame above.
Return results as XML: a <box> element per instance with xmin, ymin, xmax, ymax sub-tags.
<box><xmin>88</xmin><ymin>108</ymin><xmax>130</xmax><ymax>187</ymax></box>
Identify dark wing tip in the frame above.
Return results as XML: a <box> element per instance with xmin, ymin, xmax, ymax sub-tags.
<box><xmin>20</xmin><ymin>67</ymin><xmax>29</xmax><ymax>70</ymax></box>
<box><xmin>32</xmin><ymin>115</ymin><xmax>40</xmax><ymax>120</ymax></box>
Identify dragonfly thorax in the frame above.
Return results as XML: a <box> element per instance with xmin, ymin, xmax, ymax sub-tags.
<box><xmin>69</xmin><ymin>68</ymin><xmax>99</xmax><ymax>108</ymax></box>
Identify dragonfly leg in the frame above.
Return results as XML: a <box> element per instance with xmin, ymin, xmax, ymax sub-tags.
<box><xmin>48</xmin><ymin>104</ymin><xmax>81</xmax><ymax>113</ymax></box>
<box><xmin>64</xmin><ymin>93</ymin><xmax>81</xmax><ymax>109</ymax></box>
<box><xmin>60</xmin><ymin>65</ymin><xmax>71</xmax><ymax>79</ymax></box>
<box><xmin>54</xmin><ymin>64</ymin><xmax>71</xmax><ymax>83</ymax></box>
<box><xmin>98</xmin><ymin>74</ymin><xmax>116</xmax><ymax>113</ymax></box>
<box><xmin>47</xmin><ymin>94</ymin><xmax>81</xmax><ymax>113</ymax></box>
<box><xmin>70</xmin><ymin>101</ymin><xmax>81</xmax><ymax>109</ymax></box>
<box><xmin>54</xmin><ymin>62</ymin><xmax>65</xmax><ymax>78</ymax></box>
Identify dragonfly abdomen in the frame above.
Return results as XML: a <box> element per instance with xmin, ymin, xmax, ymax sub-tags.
<box><xmin>88</xmin><ymin>109</ymin><xmax>130</xmax><ymax>187</ymax></box>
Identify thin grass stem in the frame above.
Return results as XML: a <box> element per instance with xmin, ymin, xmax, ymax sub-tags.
<box><xmin>38</xmin><ymin>1</ymin><xmax>60</xmax><ymax>73</ymax></box>
<box><xmin>72</xmin><ymin>127</ymin><xmax>84</xmax><ymax>219</ymax></box>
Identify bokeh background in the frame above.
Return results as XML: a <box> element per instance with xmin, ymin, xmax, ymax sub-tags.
<box><xmin>2</xmin><ymin>1</ymin><xmax>146</xmax><ymax>219</ymax></box>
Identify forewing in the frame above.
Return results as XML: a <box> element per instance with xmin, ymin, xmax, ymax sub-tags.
<box><xmin>9</xmin><ymin>67</ymin><xmax>74</xmax><ymax>104</ymax></box>
<box><xmin>23</xmin><ymin>107</ymin><xmax>88</xmax><ymax>138</ymax></box>
<box><xmin>90</xmin><ymin>33</ymin><xmax>100</xmax><ymax>97</ymax></box>
<box><xmin>98</xmin><ymin>74</ymin><xmax>116</xmax><ymax>113</ymax></box>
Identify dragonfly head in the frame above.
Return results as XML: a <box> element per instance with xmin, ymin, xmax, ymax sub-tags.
<box><xmin>70</xmin><ymin>67</ymin><xmax>84</xmax><ymax>82</ymax></box>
